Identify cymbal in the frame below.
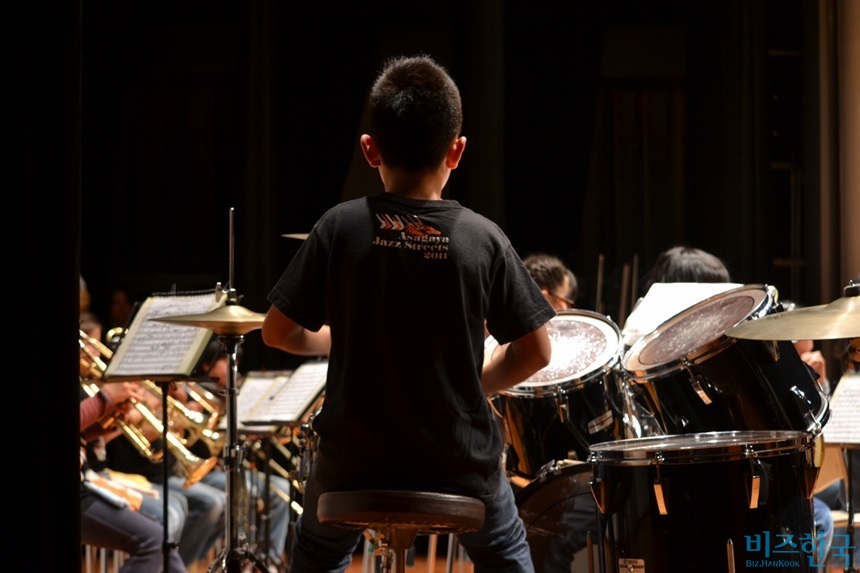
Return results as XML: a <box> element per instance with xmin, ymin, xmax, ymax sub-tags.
<box><xmin>726</xmin><ymin>285</ymin><xmax>860</xmax><ymax>341</ymax></box>
<box><xmin>282</xmin><ymin>233</ymin><xmax>309</xmax><ymax>240</ymax></box>
<box><xmin>153</xmin><ymin>303</ymin><xmax>266</xmax><ymax>335</ymax></box>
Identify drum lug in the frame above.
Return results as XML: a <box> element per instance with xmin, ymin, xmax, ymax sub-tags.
<box><xmin>652</xmin><ymin>453</ymin><xmax>669</xmax><ymax>515</ymax></box>
<box><xmin>589</xmin><ymin>459</ymin><xmax>606</xmax><ymax>515</ymax></box>
<box><xmin>747</xmin><ymin>456</ymin><xmax>764</xmax><ymax>509</ymax></box>
<box><xmin>653</xmin><ymin>479</ymin><xmax>669</xmax><ymax>515</ymax></box>
<box><xmin>683</xmin><ymin>360</ymin><xmax>713</xmax><ymax>405</ymax></box>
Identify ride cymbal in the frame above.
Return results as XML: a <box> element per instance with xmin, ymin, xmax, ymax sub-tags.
<box><xmin>153</xmin><ymin>304</ymin><xmax>266</xmax><ymax>335</ymax></box>
<box><xmin>726</xmin><ymin>282</ymin><xmax>860</xmax><ymax>341</ymax></box>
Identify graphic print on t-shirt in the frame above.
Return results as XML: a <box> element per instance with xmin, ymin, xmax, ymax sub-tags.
<box><xmin>372</xmin><ymin>213</ymin><xmax>449</xmax><ymax>259</ymax></box>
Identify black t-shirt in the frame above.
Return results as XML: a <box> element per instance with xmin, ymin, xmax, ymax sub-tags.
<box><xmin>268</xmin><ymin>193</ymin><xmax>555</xmax><ymax>496</ymax></box>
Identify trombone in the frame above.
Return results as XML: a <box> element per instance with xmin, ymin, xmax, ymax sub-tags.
<box><xmin>79</xmin><ymin>329</ymin><xmax>219</xmax><ymax>487</ymax></box>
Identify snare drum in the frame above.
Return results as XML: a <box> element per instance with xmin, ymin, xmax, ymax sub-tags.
<box><xmin>590</xmin><ymin>430</ymin><xmax>820</xmax><ymax>572</ymax></box>
<box><xmin>621</xmin><ymin>284</ymin><xmax>829</xmax><ymax>435</ymax></box>
<box><xmin>488</xmin><ymin>310</ymin><xmax>625</xmax><ymax>477</ymax></box>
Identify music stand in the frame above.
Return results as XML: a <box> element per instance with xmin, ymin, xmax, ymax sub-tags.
<box><xmin>821</xmin><ymin>373</ymin><xmax>860</xmax><ymax>572</ymax></box>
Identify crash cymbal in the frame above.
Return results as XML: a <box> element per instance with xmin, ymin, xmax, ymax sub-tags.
<box><xmin>153</xmin><ymin>303</ymin><xmax>266</xmax><ymax>335</ymax></box>
<box><xmin>281</xmin><ymin>233</ymin><xmax>309</xmax><ymax>240</ymax></box>
<box><xmin>726</xmin><ymin>282</ymin><xmax>860</xmax><ymax>341</ymax></box>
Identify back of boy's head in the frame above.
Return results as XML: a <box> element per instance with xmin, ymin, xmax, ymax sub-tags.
<box><xmin>368</xmin><ymin>54</ymin><xmax>462</xmax><ymax>171</ymax></box>
<box><xmin>644</xmin><ymin>245</ymin><xmax>731</xmax><ymax>290</ymax></box>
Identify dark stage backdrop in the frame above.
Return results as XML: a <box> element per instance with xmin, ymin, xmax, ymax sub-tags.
<box><xmin>80</xmin><ymin>0</ymin><xmax>836</xmax><ymax>373</ymax></box>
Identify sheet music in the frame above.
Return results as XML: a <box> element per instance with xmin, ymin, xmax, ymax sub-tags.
<box><xmin>823</xmin><ymin>372</ymin><xmax>860</xmax><ymax>446</ymax></box>
<box><xmin>106</xmin><ymin>293</ymin><xmax>224</xmax><ymax>380</ymax></box>
<box><xmin>225</xmin><ymin>371</ymin><xmax>293</xmax><ymax>433</ymax></box>
<box><xmin>244</xmin><ymin>360</ymin><xmax>328</xmax><ymax>425</ymax></box>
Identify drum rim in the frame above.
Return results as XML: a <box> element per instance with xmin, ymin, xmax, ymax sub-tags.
<box><xmin>621</xmin><ymin>284</ymin><xmax>775</xmax><ymax>377</ymax></box>
<box><xmin>588</xmin><ymin>429</ymin><xmax>812</xmax><ymax>465</ymax></box>
<box><xmin>514</xmin><ymin>459</ymin><xmax>592</xmax><ymax>504</ymax></box>
<box><xmin>490</xmin><ymin>310</ymin><xmax>622</xmax><ymax>396</ymax></box>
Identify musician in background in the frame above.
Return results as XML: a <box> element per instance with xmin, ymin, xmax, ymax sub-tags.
<box><xmin>80</xmin><ymin>303</ymin><xmax>188</xmax><ymax>572</ymax></box>
<box><xmin>102</xmin><ymin>366</ymin><xmax>227</xmax><ymax>569</ymax></box>
<box><xmin>522</xmin><ymin>252</ymin><xmax>578</xmax><ymax>311</ymax></box>
<box><xmin>80</xmin><ymin>310</ymin><xmax>189</xmax><ymax>548</ymax></box>
<box><xmin>81</xmin><ymin>379</ymin><xmax>189</xmax><ymax>573</ymax></box>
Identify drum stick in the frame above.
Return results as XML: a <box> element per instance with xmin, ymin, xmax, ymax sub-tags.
<box><xmin>596</xmin><ymin>254</ymin><xmax>605</xmax><ymax>314</ymax></box>
<box><xmin>630</xmin><ymin>254</ymin><xmax>639</xmax><ymax>309</ymax></box>
<box><xmin>726</xmin><ymin>538</ymin><xmax>735</xmax><ymax>572</ymax></box>
<box><xmin>619</xmin><ymin>263</ymin><xmax>630</xmax><ymax>326</ymax></box>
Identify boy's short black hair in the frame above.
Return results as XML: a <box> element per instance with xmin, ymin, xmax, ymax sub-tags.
<box><xmin>368</xmin><ymin>54</ymin><xmax>462</xmax><ymax>171</ymax></box>
<box><xmin>644</xmin><ymin>246</ymin><xmax>731</xmax><ymax>290</ymax></box>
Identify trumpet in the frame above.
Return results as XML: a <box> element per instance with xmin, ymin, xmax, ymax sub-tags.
<box><xmin>140</xmin><ymin>379</ymin><xmax>225</xmax><ymax>457</ymax></box>
<box><xmin>183</xmin><ymin>381</ymin><xmax>224</xmax><ymax>428</ymax></box>
<box><xmin>79</xmin><ymin>330</ymin><xmax>219</xmax><ymax>487</ymax></box>
<box><xmin>80</xmin><ymin>376</ymin><xmax>162</xmax><ymax>461</ymax></box>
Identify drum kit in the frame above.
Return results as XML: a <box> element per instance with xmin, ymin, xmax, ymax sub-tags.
<box><xmin>487</xmin><ymin>280</ymin><xmax>860</xmax><ymax>573</ymax></box>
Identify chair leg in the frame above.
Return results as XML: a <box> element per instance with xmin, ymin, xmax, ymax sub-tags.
<box><xmin>427</xmin><ymin>534</ymin><xmax>437</xmax><ymax>573</ymax></box>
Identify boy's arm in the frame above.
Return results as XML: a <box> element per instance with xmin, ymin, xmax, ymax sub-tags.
<box><xmin>262</xmin><ymin>304</ymin><xmax>331</xmax><ymax>356</ymax></box>
<box><xmin>481</xmin><ymin>324</ymin><xmax>551</xmax><ymax>395</ymax></box>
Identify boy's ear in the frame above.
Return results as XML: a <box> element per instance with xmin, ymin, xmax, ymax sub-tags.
<box><xmin>446</xmin><ymin>136</ymin><xmax>467</xmax><ymax>169</ymax></box>
<box><xmin>360</xmin><ymin>134</ymin><xmax>381</xmax><ymax>167</ymax></box>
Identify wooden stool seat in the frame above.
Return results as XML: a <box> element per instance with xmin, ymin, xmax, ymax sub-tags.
<box><xmin>318</xmin><ymin>490</ymin><xmax>485</xmax><ymax>573</ymax></box>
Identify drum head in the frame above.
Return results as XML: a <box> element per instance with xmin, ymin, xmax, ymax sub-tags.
<box><xmin>622</xmin><ymin>284</ymin><xmax>773</xmax><ymax>378</ymax></box>
<box><xmin>488</xmin><ymin>310</ymin><xmax>621</xmax><ymax>397</ymax></box>
<box><xmin>589</xmin><ymin>429</ymin><xmax>812</xmax><ymax>466</ymax></box>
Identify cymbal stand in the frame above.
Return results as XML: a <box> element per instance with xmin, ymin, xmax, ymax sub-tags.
<box><xmin>209</xmin><ymin>329</ymin><xmax>269</xmax><ymax>573</ymax></box>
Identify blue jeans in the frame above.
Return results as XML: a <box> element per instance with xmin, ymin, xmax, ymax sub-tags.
<box><xmin>168</xmin><ymin>474</ymin><xmax>226</xmax><ymax>566</ymax></box>
<box><xmin>82</xmin><ymin>495</ymin><xmax>188</xmax><ymax>573</ymax></box>
<box><xmin>288</xmin><ymin>462</ymin><xmax>534</xmax><ymax>573</ymax></box>
<box><xmin>137</xmin><ymin>484</ymin><xmax>188</xmax><ymax>544</ymax></box>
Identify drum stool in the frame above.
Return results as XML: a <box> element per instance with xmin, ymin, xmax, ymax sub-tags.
<box><xmin>318</xmin><ymin>490</ymin><xmax>485</xmax><ymax>573</ymax></box>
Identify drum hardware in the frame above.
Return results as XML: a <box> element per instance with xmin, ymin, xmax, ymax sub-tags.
<box><xmin>683</xmin><ymin>360</ymin><xmax>713</xmax><ymax>405</ymax></box>
<box><xmin>746</xmin><ymin>455</ymin><xmax>763</xmax><ymax>509</ymax></box>
<box><xmin>153</xmin><ymin>208</ymin><xmax>271</xmax><ymax>573</ymax></box>
<box><xmin>652</xmin><ymin>453</ymin><xmax>668</xmax><ymax>515</ymax></box>
<box><xmin>157</xmin><ymin>297</ymin><xmax>267</xmax><ymax>573</ymax></box>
